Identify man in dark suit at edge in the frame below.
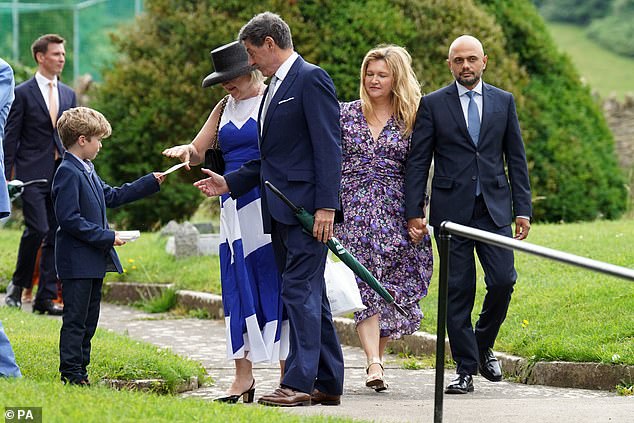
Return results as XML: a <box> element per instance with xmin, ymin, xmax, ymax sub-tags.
<box><xmin>4</xmin><ymin>34</ymin><xmax>77</xmax><ymax>315</ymax></box>
<box><xmin>405</xmin><ymin>35</ymin><xmax>532</xmax><ymax>394</ymax></box>
<box><xmin>193</xmin><ymin>12</ymin><xmax>344</xmax><ymax>407</ymax></box>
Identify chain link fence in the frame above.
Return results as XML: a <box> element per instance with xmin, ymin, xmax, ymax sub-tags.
<box><xmin>0</xmin><ymin>0</ymin><xmax>143</xmax><ymax>84</ymax></box>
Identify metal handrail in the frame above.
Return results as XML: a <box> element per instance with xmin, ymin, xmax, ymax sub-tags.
<box><xmin>433</xmin><ymin>220</ymin><xmax>634</xmax><ymax>423</ymax></box>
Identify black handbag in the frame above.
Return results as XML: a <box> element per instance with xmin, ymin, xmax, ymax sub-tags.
<box><xmin>204</xmin><ymin>148</ymin><xmax>225</xmax><ymax>175</ymax></box>
<box><xmin>204</xmin><ymin>95</ymin><xmax>229</xmax><ymax>174</ymax></box>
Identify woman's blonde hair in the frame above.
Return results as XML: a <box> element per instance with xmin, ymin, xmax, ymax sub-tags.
<box><xmin>359</xmin><ymin>45</ymin><xmax>421</xmax><ymax>137</ymax></box>
<box><xmin>249</xmin><ymin>69</ymin><xmax>265</xmax><ymax>86</ymax></box>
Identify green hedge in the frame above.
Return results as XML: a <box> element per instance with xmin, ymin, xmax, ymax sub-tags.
<box><xmin>92</xmin><ymin>0</ymin><xmax>626</xmax><ymax>228</ymax></box>
<box><xmin>535</xmin><ymin>0</ymin><xmax>613</xmax><ymax>24</ymax></box>
<box><xmin>4</xmin><ymin>59</ymin><xmax>35</xmax><ymax>85</ymax></box>
<box><xmin>478</xmin><ymin>0</ymin><xmax>627</xmax><ymax>221</ymax></box>
<box><xmin>587</xmin><ymin>10</ymin><xmax>634</xmax><ymax>58</ymax></box>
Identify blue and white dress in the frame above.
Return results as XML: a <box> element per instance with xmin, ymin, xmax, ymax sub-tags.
<box><xmin>218</xmin><ymin>93</ymin><xmax>289</xmax><ymax>363</ymax></box>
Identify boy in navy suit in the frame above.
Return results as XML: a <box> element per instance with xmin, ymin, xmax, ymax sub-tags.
<box><xmin>52</xmin><ymin>107</ymin><xmax>164</xmax><ymax>385</ymax></box>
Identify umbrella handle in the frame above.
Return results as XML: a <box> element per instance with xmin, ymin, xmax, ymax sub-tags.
<box><xmin>264</xmin><ymin>181</ymin><xmax>300</xmax><ymax>213</ymax></box>
<box><xmin>20</xmin><ymin>178</ymin><xmax>48</xmax><ymax>187</ymax></box>
<box><xmin>391</xmin><ymin>302</ymin><xmax>408</xmax><ymax>318</ymax></box>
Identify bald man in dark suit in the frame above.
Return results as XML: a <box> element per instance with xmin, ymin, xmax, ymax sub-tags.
<box><xmin>405</xmin><ymin>35</ymin><xmax>532</xmax><ymax>394</ymax></box>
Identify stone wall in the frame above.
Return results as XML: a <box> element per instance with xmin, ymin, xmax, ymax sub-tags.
<box><xmin>603</xmin><ymin>95</ymin><xmax>634</xmax><ymax>171</ymax></box>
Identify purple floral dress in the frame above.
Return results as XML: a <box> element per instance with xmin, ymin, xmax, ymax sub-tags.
<box><xmin>335</xmin><ymin>100</ymin><xmax>433</xmax><ymax>339</ymax></box>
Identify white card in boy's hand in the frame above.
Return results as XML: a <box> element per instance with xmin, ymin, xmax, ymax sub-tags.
<box><xmin>163</xmin><ymin>161</ymin><xmax>189</xmax><ymax>175</ymax></box>
<box><xmin>118</xmin><ymin>230</ymin><xmax>140</xmax><ymax>242</ymax></box>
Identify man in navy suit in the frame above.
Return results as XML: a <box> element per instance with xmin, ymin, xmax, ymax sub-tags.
<box><xmin>194</xmin><ymin>12</ymin><xmax>344</xmax><ymax>407</ymax></box>
<box><xmin>405</xmin><ymin>35</ymin><xmax>532</xmax><ymax>394</ymax></box>
<box><xmin>4</xmin><ymin>34</ymin><xmax>77</xmax><ymax>314</ymax></box>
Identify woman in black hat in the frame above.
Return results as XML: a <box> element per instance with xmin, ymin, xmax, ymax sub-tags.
<box><xmin>163</xmin><ymin>41</ymin><xmax>287</xmax><ymax>403</ymax></box>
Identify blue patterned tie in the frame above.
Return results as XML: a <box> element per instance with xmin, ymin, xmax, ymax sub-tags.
<box><xmin>466</xmin><ymin>90</ymin><xmax>480</xmax><ymax>145</ymax></box>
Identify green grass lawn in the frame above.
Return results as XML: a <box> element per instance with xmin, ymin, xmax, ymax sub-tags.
<box><xmin>0</xmin><ymin>297</ymin><xmax>355</xmax><ymax>422</ymax></box>
<box><xmin>547</xmin><ymin>22</ymin><xmax>634</xmax><ymax>100</ymax></box>
<box><xmin>2</xmin><ymin>219</ymin><xmax>633</xmax><ymax>366</ymax></box>
<box><xmin>420</xmin><ymin>219</ymin><xmax>634</xmax><ymax>365</ymax></box>
<box><xmin>0</xmin><ymin>229</ymin><xmax>220</xmax><ymax>294</ymax></box>
<box><xmin>0</xmin><ymin>306</ymin><xmax>206</xmax><ymax>391</ymax></box>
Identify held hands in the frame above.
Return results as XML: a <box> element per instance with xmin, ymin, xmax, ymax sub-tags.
<box><xmin>193</xmin><ymin>168</ymin><xmax>229</xmax><ymax>197</ymax></box>
<box><xmin>162</xmin><ymin>144</ymin><xmax>194</xmax><ymax>170</ymax></box>
<box><xmin>407</xmin><ymin>217</ymin><xmax>429</xmax><ymax>244</ymax></box>
<box><xmin>514</xmin><ymin>217</ymin><xmax>531</xmax><ymax>240</ymax></box>
<box><xmin>313</xmin><ymin>208</ymin><xmax>335</xmax><ymax>243</ymax></box>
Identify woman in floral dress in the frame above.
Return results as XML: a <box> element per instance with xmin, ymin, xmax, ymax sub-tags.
<box><xmin>335</xmin><ymin>45</ymin><xmax>433</xmax><ymax>391</ymax></box>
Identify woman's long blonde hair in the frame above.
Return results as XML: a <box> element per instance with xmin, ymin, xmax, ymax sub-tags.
<box><xmin>359</xmin><ymin>45</ymin><xmax>421</xmax><ymax>137</ymax></box>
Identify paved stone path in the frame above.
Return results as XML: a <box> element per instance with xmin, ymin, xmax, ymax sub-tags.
<box><xmin>96</xmin><ymin>303</ymin><xmax>632</xmax><ymax>423</ymax></box>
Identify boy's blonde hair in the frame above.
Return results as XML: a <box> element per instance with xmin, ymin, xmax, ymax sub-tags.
<box><xmin>57</xmin><ymin>107</ymin><xmax>112</xmax><ymax>149</ymax></box>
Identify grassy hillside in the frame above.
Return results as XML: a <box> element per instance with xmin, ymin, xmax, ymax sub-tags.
<box><xmin>547</xmin><ymin>23</ymin><xmax>634</xmax><ymax>100</ymax></box>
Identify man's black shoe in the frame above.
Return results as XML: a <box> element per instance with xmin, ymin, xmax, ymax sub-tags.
<box><xmin>62</xmin><ymin>376</ymin><xmax>90</xmax><ymax>386</ymax></box>
<box><xmin>32</xmin><ymin>299</ymin><xmax>63</xmax><ymax>316</ymax></box>
<box><xmin>445</xmin><ymin>374</ymin><xmax>474</xmax><ymax>394</ymax></box>
<box><xmin>479</xmin><ymin>348</ymin><xmax>502</xmax><ymax>382</ymax></box>
<box><xmin>4</xmin><ymin>282</ymin><xmax>22</xmax><ymax>308</ymax></box>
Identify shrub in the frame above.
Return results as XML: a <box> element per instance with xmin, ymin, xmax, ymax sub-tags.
<box><xmin>536</xmin><ymin>0</ymin><xmax>613</xmax><ymax>24</ymax></box>
<box><xmin>587</xmin><ymin>9</ymin><xmax>634</xmax><ymax>58</ymax></box>
<box><xmin>478</xmin><ymin>0</ymin><xmax>627</xmax><ymax>221</ymax></box>
<box><xmin>4</xmin><ymin>59</ymin><xmax>35</xmax><ymax>84</ymax></box>
<box><xmin>93</xmin><ymin>0</ymin><xmax>626</xmax><ymax>227</ymax></box>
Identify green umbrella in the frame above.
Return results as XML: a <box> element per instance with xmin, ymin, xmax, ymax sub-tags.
<box><xmin>265</xmin><ymin>181</ymin><xmax>408</xmax><ymax>317</ymax></box>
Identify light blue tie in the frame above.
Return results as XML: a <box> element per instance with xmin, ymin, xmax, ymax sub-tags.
<box><xmin>466</xmin><ymin>91</ymin><xmax>481</xmax><ymax>195</ymax></box>
<box><xmin>260</xmin><ymin>76</ymin><xmax>278</xmax><ymax>135</ymax></box>
<box><xmin>261</xmin><ymin>76</ymin><xmax>278</xmax><ymax>119</ymax></box>
<box><xmin>466</xmin><ymin>90</ymin><xmax>480</xmax><ymax>145</ymax></box>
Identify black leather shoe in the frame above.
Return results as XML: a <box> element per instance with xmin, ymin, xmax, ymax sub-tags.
<box><xmin>445</xmin><ymin>374</ymin><xmax>474</xmax><ymax>394</ymax></box>
<box><xmin>4</xmin><ymin>282</ymin><xmax>22</xmax><ymax>308</ymax></box>
<box><xmin>479</xmin><ymin>348</ymin><xmax>502</xmax><ymax>382</ymax></box>
<box><xmin>62</xmin><ymin>375</ymin><xmax>90</xmax><ymax>386</ymax></box>
<box><xmin>32</xmin><ymin>299</ymin><xmax>63</xmax><ymax>316</ymax></box>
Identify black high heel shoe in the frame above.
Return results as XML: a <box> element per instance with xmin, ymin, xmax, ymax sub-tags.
<box><xmin>214</xmin><ymin>379</ymin><xmax>256</xmax><ymax>404</ymax></box>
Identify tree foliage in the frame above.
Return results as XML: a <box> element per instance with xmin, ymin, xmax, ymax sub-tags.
<box><xmin>0</xmin><ymin>0</ymin><xmax>140</xmax><ymax>82</ymax></box>
<box><xmin>478</xmin><ymin>0</ymin><xmax>626</xmax><ymax>220</ymax></box>
<box><xmin>3</xmin><ymin>59</ymin><xmax>34</xmax><ymax>84</ymax></box>
<box><xmin>535</xmin><ymin>0</ymin><xmax>613</xmax><ymax>24</ymax></box>
<box><xmin>587</xmin><ymin>0</ymin><xmax>634</xmax><ymax>57</ymax></box>
<box><xmin>93</xmin><ymin>0</ymin><xmax>626</xmax><ymax>228</ymax></box>
<box><xmin>532</xmin><ymin>0</ymin><xmax>634</xmax><ymax>58</ymax></box>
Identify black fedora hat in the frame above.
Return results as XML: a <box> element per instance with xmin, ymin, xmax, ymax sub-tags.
<box><xmin>202</xmin><ymin>41</ymin><xmax>255</xmax><ymax>88</ymax></box>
